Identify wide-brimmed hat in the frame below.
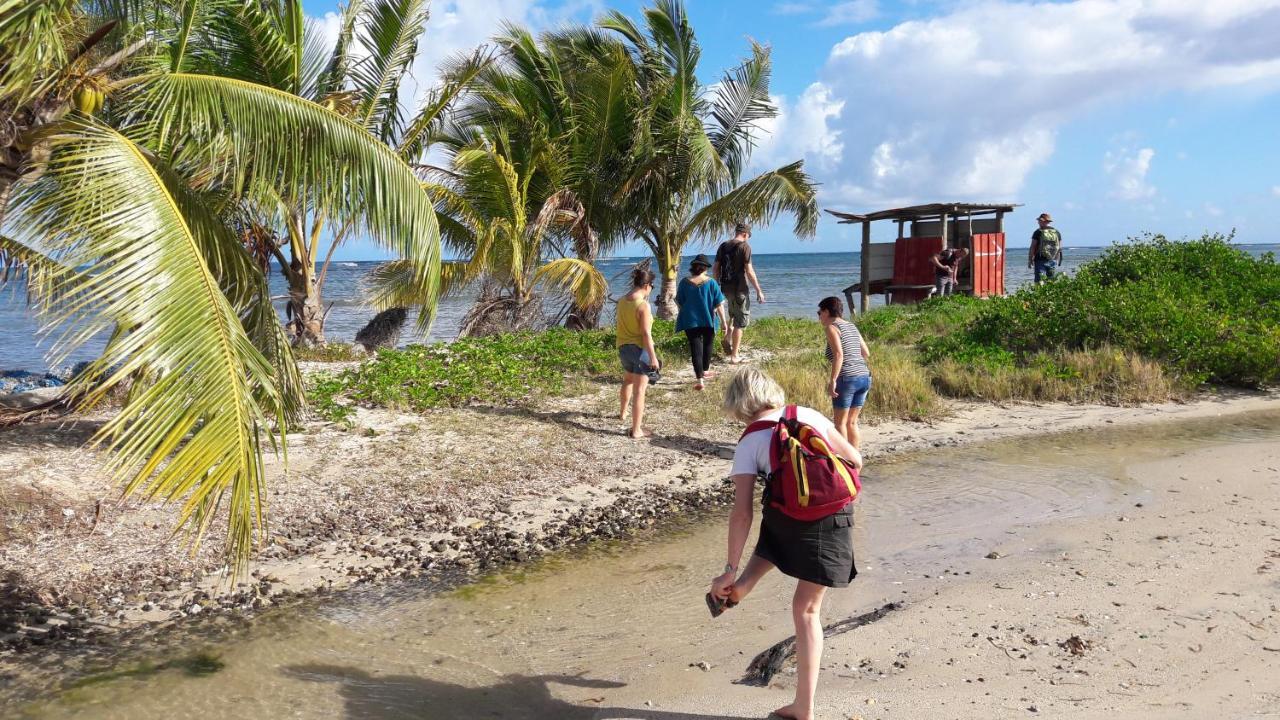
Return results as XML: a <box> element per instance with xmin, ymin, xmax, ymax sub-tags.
<box><xmin>689</xmin><ymin>253</ymin><xmax>712</xmax><ymax>270</ymax></box>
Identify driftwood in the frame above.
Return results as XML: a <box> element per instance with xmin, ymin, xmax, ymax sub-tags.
<box><xmin>740</xmin><ymin>602</ymin><xmax>903</xmax><ymax>686</ymax></box>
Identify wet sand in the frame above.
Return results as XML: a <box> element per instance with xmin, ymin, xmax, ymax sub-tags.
<box><xmin>7</xmin><ymin>409</ymin><xmax>1279</xmax><ymax>718</ymax></box>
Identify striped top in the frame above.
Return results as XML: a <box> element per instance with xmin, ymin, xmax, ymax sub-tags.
<box><xmin>825</xmin><ymin>319</ymin><xmax>869</xmax><ymax>378</ymax></box>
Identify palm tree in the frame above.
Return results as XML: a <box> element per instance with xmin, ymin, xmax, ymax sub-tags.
<box><xmin>601</xmin><ymin>0</ymin><xmax>818</xmax><ymax>318</ymax></box>
<box><xmin>0</xmin><ymin>0</ymin><xmax>441</xmax><ymax>568</ymax></box>
<box><xmin>175</xmin><ymin>0</ymin><xmax>474</xmax><ymax>345</ymax></box>
<box><xmin>376</xmin><ymin>127</ymin><xmax>606</xmax><ymax>336</ymax></box>
<box><xmin>457</xmin><ymin>25</ymin><xmax>638</xmax><ymax>329</ymax></box>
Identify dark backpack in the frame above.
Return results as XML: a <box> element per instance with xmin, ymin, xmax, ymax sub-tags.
<box><xmin>740</xmin><ymin>406</ymin><xmax>861</xmax><ymax>521</ymax></box>
<box><xmin>717</xmin><ymin>243</ymin><xmax>743</xmax><ymax>288</ymax></box>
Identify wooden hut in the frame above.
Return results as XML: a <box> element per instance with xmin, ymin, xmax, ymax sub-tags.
<box><xmin>827</xmin><ymin>203</ymin><xmax>1020</xmax><ymax>313</ymax></box>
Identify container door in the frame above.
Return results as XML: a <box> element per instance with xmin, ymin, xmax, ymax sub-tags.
<box><xmin>891</xmin><ymin>236</ymin><xmax>944</xmax><ymax>304</ymax></box>
<box><xmin>970</xmin><ymin>232</ymin><xmax>1006</xmax><ymax>297</ymax></box>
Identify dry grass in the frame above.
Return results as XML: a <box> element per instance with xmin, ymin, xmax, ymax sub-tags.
<box><xmin>762</xmin><ymin>345</ymin><xmax>945</xmax><ymax>424</ymax></box>
<box><xmin>932</xmin><ymin>346</ymin><xmax>1183</xmax><ymax>405</ymax></box>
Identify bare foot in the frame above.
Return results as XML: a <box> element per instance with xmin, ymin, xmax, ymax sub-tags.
<box><xmin>628</xmin><ymin>428</ymin><xmax>652</xmax><ymax>439</ymax></box>
<box><xmin>771</xmin><ymin>704</ymin><xmax>811</xmax><ymax>720</ymax></box>
<box><xmin>693</xmin><ymin>380</ymin><xmax>705</xmax><ymax>391</ymax></box>
<box><xmin>701</xmin><ymin>371</ymin><xmax>717</xmax><ymax>380</ymax></box>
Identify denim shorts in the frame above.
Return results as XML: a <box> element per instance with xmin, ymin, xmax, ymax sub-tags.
<box><xmin>834</xmin><ymin>374</ymin><xmax>871</xmax><ymax>410</ymax></box>
<box><xmin>618</xmin><ymin>344</ymin><xmax>654</xmax><ymax>375</ymax></box>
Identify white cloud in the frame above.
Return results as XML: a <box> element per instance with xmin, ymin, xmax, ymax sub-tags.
<box><xmin>752</xmin><ymin>82</ymin><xmax>846</xmax><ymax>173</ymax></box>
<box><xmin>1104</xmin><ymin>147</ymin><xmax>1157</xmax><ymax>200</ymax></box>
<box><xmin>819</xmin><ymin>0</ymin><xmax>878</xmax><ymax>26</ymax></box>
<box><xmin>1205</xmin><ymin>202</ymin><xmax>1224</xmax><ymax>216</ymax></box>
<box><xmin>1272</xmin><ymin>185</ymin><xmax>1280</xmax><ymax>197</ymax></box>
<box><xmin>805</xmin><ymin>0</ymin><xmax>1280</xmax><ymax>207</ymax></box>
<box><xmin>773</xmin><ymin>2</ymin><xmax>816</xmax><ymax>14</ymax></box>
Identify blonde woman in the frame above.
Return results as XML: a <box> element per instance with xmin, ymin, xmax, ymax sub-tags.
<box><xmin>709</xmin><ymin>367</ymin><xmax>863</xmax><ymax>720</ymax></box>
<box><xmin>616</xmin><ymin>263</ymin><xmax>660</xmax><ymax>438</ymax></box>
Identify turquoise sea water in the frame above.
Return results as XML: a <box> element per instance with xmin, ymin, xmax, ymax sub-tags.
<box><xmin>3</xmin><ymin>244</ymin><xmax>1277</xmax><ymax>374</ymax></box>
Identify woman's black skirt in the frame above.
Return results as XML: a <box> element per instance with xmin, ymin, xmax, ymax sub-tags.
<box><xmin>753</xmin><ymin>504</ymin><xmax>857</xmax><ymax>587</ymax></box>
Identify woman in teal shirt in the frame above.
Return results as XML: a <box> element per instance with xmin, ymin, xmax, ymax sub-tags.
<box><xmin>675</xmin><ymin>254</ymin><xmax>729</xmax><ymax>390</ymax></box>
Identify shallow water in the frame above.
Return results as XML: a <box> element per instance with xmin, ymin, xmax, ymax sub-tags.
<box><xmin>7</xmin><ymin>411</ymin><xmax>1280</xmax><ymax>719</ymax></box>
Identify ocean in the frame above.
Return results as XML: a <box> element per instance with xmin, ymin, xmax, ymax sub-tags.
<box><xmin>4</xmin><ymin>244</ymin><xmax>1277</xmax><ymax>374</ymax></box>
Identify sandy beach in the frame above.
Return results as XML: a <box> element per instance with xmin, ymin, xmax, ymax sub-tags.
<box><xmin>592</xmin><ymin>419</ymin><xmax>1280</xmax><ymax>719</ymax></box>
<box><xmin>3</xmin><ymin>366</ymin><xmax>1279</xmax><ymax>712</ymax></box>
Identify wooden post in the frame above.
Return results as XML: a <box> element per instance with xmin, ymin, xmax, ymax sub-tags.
<box><xmin>897</xmin><ymin>219</ymin><xmax>905</xmax><ymax>240</ymax></box>
<box><xmin>939</xmin><ymin>212</ymin><xmax>949</xmax><ymax>248</ymax></box>
<box><xmin>995</xmin><ymin>211</ymin><xmax>1004</xmax><ymax>234</ymax></box>
<box><xmin>860</xmin><ymin>220</ymin><xmax>871</xmax><ymax>315</ymax></box>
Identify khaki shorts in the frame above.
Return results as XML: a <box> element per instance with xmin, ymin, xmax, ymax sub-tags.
<box><xmin>727</xmin><ymin>292</ymin><xmax>751</xmax><ymax>328</ymax></box>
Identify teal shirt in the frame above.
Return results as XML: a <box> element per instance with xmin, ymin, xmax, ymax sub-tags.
<box><xmin>675</xmin><ymin>277</ymin><xmax>726</xmax><ymax>331</ymax></box>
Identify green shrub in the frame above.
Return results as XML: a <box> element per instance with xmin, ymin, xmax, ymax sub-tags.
<box><xmin>763</xmin><ymin>346</ymin><xmax>944</xmax><ymax>424</ymax></box>
<box><xmin>941</xmin><ymin>234</ymin><xmax>1280</xmax><ymax>387</ymax></box>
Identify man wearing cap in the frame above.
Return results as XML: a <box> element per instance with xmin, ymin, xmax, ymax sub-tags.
<box><xmin>1028</xmin><ymin>212</ymin><xmax>1064</xmax><ymax>284</ymax></box>
<box><xmin>713</xmin><ymin>222</ymin><xmax>765</xmax><ymax>364</ymax></box>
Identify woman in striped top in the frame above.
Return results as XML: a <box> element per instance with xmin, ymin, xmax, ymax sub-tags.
<box><xmin>818</xmin><ymin>296</ymin><xmax>872</xmax><ymax>449</ymax></box>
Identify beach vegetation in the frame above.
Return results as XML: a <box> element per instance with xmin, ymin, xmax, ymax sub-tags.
<box><xmin>0</xmin><ymin>0</ymin><xmax>444</xmax><ymax>568</ymax></box>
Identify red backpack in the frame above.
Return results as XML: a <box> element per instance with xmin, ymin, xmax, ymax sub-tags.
<box><xmin>741</xmin><ymin>405</ymin><xmax>861</xmax><ymax>521</ymax></box>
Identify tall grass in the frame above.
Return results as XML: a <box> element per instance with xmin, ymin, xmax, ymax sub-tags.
<box><xmin>932</xmin><ymin>346</ymin><xmax>1181</xmax><ymax>404</ymax></box>
<box><xmin>762</xmin><ymin>345</ymin><xmax>943</xmax><ymax>424</ymax></box>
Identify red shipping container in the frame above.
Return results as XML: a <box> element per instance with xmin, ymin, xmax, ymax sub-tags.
<box><xmin>890</xmin><ymin>236</ymin><xmax>944</xmax><ymax>304</ymax></box>
<box><xmin>970</xmin><ymin>233</ymin><xmax>1006</xmax><ymax>298</ymax></box>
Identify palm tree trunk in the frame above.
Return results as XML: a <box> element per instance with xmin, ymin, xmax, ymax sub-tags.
<box><xmin>568</xmin><ymin>226</ymin><xmax>603</xmax><ymax>329</ymax></box>
<box><xmin>654</xmin><ymin>241</ymin><xmax>680</xmax><ymax>320</ymax></box>
<box><xmin>284</xmin><ymin>214</ymin><xmax>325</xmax><ymax>346</ymax></box>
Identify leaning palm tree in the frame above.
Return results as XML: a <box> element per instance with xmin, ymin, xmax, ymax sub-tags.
<box><xmin>177</xmin><ymin>0</ymin><xmax>476</xmax><ymax>344</ymax></box>
<box><xmin>456</xmin><ymin>25</ymin><xmax>639</xmax><ymax>329</ymax></box>
<box><xmin>375</xmin><ymin>128</ymin><xmax>606</xmax><ymax>336</ymax></box>
<box><xmin>0</xmin><ymin>0</ymin><xmax>441</xmax><ymax>569</ymax></box>
<box><xmin>601</xmin><ymin>0</ymin><xmax>818</xmax><ymax>318</ymax></box>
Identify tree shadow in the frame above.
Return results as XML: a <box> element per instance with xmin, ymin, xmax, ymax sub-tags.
<box><xmin>467</xmin><ymin>404</ymin><xmax>732</xmax><ymax>460</ymax></box>
<box><xmin>282</xmin><ymin>664</ymin><xmax>760</xmax><ymax>720</ymax></box>
<box><xmin>0</xmin><ymin>416</ymin><xmax>103</xmax><ymax>451</ymax></box>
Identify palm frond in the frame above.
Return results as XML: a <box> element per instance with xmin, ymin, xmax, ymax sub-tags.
<box><xmin>706</xmin><ymin>41</ymin><xmax>775</xmax><ymax>184</ymax></box>
<box><xmin>316</xmin><ymin>0</ymin><xmax>364</xmax><ymax>96</ymax></box>
<box><xmin>350</xmin><ymin>0</ymin><xmax>429</xmax><ymax>141</ymax></box>
<box><xmin>8</xmin><ymin>119</ymin><xmax>287</xmax><ymax>568</ymax></box>
<box><xmin>683</xmin><ymin>160</ymin><xmax>818</xmax><ymax>243</ymax></box>
<box><xmin>125</xmin><ymin>72</ymin><xmax>442</xmax><ymax>323</ymax></box>
<box><xmin>534</xmin><ymin>257</ymin><xmax>606</xmax><ymax>309</ymax></box>
<box><xmin>397</xmin><ymin>46</ymin><xmax>495</xmax><ymax>163</ymax></box>
<box><xmin>0</xmin><ymin>0</ymin><xmax>75</xmax><ymax>107</ymax></box>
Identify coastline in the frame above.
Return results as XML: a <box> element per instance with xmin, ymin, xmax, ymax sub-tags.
<box><xmin>3</xmin><ymin>379</ymin><xmax>1278</xmax><ymax>678</ymax></box>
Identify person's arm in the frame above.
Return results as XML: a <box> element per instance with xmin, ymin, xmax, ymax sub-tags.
<box><xmin>826</xmin><ymin>427</ymin><xmax>863</xmax><ymax>469</ymax></box>
<box><xmin>1056</xmin><ymin>233</ymin><xmax>1064</xmax><ymax>263</ymax></box>
<box><xmin>715</xmin><ymin>302</ymin><xmax>729</xmax><ymax>332</ymax></box>
<box><xmin>930</xmin><ymin>253</ymin><xmax>947</xmax><ymax>271</ymax></box>
<box><xmin>746</xmin><ymin>261</ymin><xmax>765</xmax><ymax>303</ymax></box>
<box><xmin>1028</xmin><ymin>232</ymin><xmax>1038</xmax><ymax>267</ymax></box>
<box><xmin>825</xmin><ymin>323</ymin><xmax>842</xmax><ymax>398</ymax></box>
<box><xmin>638</xmin><ymin>301</ymin><xmax>659</xmax><ymax>368</ymax></box>
<box><xmin>859</xmin><ymin>337</ymin><xmax>871</xmax><ymax>361</ymax></box>
<box><xmin>710</xmin><ymin>473</ymin><xmax>756</xmax><ymax>598</ymax></box>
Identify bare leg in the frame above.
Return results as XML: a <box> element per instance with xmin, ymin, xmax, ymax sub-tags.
<box><xmin>629</xmin><ymin>374</ymin><xmax>649</xmax><ymax>438</ymax></box>
<box><xmin>730</xmin><ymin>327</ymin><xmax>744</xmax><ymax>362</ymax></box>
<box><xmin>846</xmin><ymin>407</ymin><xmax>863</xmax><ymax>449</ymax></box>
<box><xmin>727</xmin><ymin>554</ymin><xmax>775</xmax><ymax>603</ymax></box>
<box><xmin>774</xmin><ymin>581</ymin><xmax>827</xmax><ymax>720</ymax></box>
<box><xmin>831</xmin><ymin>407</ymin><xmax>851</xmax><ymax>441</ymax></box>
<box><xmin>619</xmin><ymin>376</ymin><xmax>633</xmax><ymax>421</ymax></box>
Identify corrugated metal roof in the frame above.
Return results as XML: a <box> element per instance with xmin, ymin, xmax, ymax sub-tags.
<box><xmin>826</xmin><ymin>202</ymin><xmax>1021</xmax><ymax>223</ymax></box>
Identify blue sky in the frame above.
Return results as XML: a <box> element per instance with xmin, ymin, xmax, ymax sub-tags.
<box><xmin>306</xmin><ymin>0</ymin><xmax>1280</xmax><ymax>258</ymax></box>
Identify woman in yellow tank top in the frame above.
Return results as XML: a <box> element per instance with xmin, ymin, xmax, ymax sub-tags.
<box><xmin>616</xmin><ymin>263</ymin><xmax>660</xmax><ymax>438</ymax></box>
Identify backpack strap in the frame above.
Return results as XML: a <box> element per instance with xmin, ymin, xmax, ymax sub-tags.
<box><xmin>783</xmin><ymin>405</ymin><xmax>798</xmax><ymax>422</ymax></box>
<box><xmin>739</xmin><ymin>419</ymin><xmax>777</xmax><ymax>440</ymax></box>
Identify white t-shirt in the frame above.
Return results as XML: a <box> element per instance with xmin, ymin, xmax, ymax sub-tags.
<box><xmin>730</xmin><ymin>406</ymin><xmax>839</xmax><ymax>477</ymax></box>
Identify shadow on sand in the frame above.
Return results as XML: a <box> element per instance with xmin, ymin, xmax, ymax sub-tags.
<box><xmin>282</xmin><ymin>664</ymin><xmax>761</xmax><ymax>720</ymax></box>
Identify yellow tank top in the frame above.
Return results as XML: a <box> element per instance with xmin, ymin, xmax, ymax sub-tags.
<box><xmin>616</xmin><ymin>295</ymin><xmax>647</xmax><ymax>348</ymax></box>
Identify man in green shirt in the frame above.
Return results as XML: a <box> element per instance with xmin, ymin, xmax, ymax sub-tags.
<box><xmin>1028</xmin><ymin>212</ymin><xmax>1063</xmax><ymax>284</ymax></box>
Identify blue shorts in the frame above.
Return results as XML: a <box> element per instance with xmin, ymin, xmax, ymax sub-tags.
<box><xmin>834</xmin><ymin>374</ymin><xmax>871</xmax><ymax>410</ymax></box>
<box><xmin>618</xmin><ymin>344</ymin><xmax>654</xmax><ymax>375</ymax></box>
